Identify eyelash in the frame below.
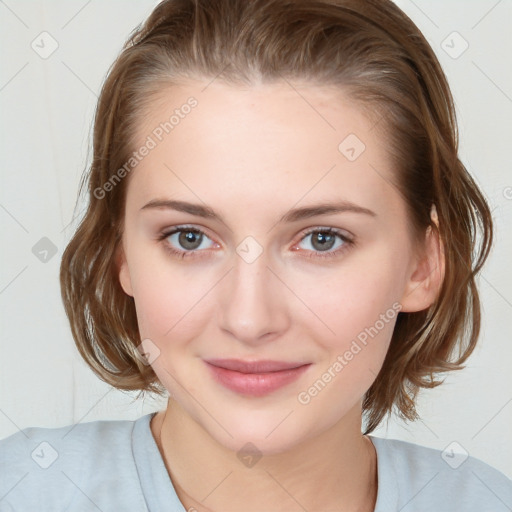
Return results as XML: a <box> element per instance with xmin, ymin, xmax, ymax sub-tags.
<box><xmin>157</xmin><ymin>225</ymin><xmax>354</xmax><ymax>261</ymax></box>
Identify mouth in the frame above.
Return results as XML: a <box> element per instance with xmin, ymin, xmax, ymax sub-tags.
<box><xmin>204</xmin><ymin>358</ymin><xmax>312</xmax><ymax>397</ymax></box>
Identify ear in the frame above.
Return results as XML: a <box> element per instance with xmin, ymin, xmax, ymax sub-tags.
<box><xmin>115</xmin><ymin>241</ymin><xmax>134</xmax><ymax>297</ymax></box>
<box><xmin>399</xmin><ymin>205</ymin><xmax>445</xmax><ymax>313</ymax></box>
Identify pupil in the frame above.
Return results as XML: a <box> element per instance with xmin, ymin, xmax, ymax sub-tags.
<box><xmin>179</xmin><ymin>230</ymin><xmax>201</xmax><ymax>249</ymax></box>
<box><xmin>313</xmin><ymin>232</ymin><xmax>334</xmax><ymax>251</ymax></box>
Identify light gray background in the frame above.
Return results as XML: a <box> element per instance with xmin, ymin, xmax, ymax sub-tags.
<box><xmin>1</xmin><ymin>0</ymin><xmax>511</xmax><ymax>478</ymax></box>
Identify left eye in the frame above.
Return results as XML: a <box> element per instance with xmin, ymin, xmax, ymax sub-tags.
<box><xmin>296</xmin><ymin>228</ymin><xmax>348</xmax><ymax>254</ymax></box>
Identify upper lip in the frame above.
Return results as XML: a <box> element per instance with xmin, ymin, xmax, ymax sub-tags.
<box><xmin>205</xmin><ymin>358</ymin><xmax>310</xmax><ymax>373</ymax></box>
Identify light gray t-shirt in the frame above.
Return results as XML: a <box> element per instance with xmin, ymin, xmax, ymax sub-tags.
<box><xmin>1</xmin><ymin>412</ymin><xmax>511</xmax><ymax>511</ymax></box>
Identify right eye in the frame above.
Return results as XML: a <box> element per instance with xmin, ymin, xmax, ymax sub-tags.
<box><xmin>158</xmin><ymin>225</ymin><xmax>219</xmax><ymax>259</ymax></box>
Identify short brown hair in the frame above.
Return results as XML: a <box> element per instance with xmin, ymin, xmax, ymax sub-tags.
<box><xmin>59</xmin><ymin>0</ymin><xmax>493</xmax><ymax>433</ymax></box>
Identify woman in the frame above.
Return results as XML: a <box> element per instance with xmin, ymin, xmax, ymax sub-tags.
<box><xmin>1</xmin><ymin>0</ymin><xmax>510</xmax><ymax>510</ymax></box>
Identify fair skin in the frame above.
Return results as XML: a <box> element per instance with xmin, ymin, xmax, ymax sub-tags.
<box><xmin>117</xmin><ymin>79</ymin><xmax>443</xmax><ymax>511</ymax></box>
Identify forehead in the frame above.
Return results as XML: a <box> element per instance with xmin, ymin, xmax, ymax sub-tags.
<box><xmin>127</xmin><ymin>79</ymin><xmax>399</xmax><ymax>219</ymax></box>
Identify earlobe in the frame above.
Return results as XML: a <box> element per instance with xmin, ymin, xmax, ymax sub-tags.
<box><xmin>400</xmin><ymin>207</ymin><xmax>445</xmax><ymax>313</ymax></box>
<box><xmin>115</xmin><ymin>243</ymin><xmax>134</xmax><ymax>297</ymax></box>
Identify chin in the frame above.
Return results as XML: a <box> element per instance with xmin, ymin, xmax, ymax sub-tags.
<box><xmin>202</xmin><ymin>408</ymin><xmax>314</xmax><ymax>456</ymax></box>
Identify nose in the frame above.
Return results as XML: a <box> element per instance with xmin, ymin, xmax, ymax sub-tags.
<box><xmin>217</xmin><ymin>249</ymin><xmax>290</xmax><ymax>346</ymax></box>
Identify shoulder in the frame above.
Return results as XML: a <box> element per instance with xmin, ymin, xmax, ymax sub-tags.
<box><xmin>370</xmin><ymin>435</ymin><xmax>512</xmax><ymax>512</ymax></box>
<box><xmin>0</xmin><ymin>416</ymin><xmax>150</xmax><ymax>511</ymax></box>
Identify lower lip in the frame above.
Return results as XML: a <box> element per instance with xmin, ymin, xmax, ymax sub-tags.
<box><xmin>205</xmin><ymin>362</ymin><xmax>311</xmax><ymax>397</ymax></box>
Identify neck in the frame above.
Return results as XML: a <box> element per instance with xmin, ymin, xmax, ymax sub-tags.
<box><xmin>151</xmin><ymin>397</ymin><xmax>377</xmax><ymax>512</ymax></box>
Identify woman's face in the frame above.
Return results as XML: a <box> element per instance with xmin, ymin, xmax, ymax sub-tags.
<box><xmin>118</xmin><ymin>79</ymin><xmax>434</xmax><ymax>454</ymax></box>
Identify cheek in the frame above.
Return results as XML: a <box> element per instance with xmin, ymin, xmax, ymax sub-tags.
<box><xmin>128</xmin><ymin>251</ymin><xmax>211</xmax><ymax>341</ymax></box>
<box><xmin>130</xmin><ymin>266</ymin><xmax>211</xmax><ymax>391</ymax></box>
<box><xmin>292</xmin><ymin>250</ymin><xmax>405</xmax><ymax>347</ymax></box>
<box><xmin>289</xmin><ymin>250</ymin><xmax>403</xmax><ymax>398</ymax></box>
<box><xmin>295</xmin><ymin>299</ymin><xmax>397</xmax><ymax>423</ymax></box>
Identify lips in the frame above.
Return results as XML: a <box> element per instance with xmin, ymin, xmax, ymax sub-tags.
<box><xmin>204</xmin><ymin>358</ymin><xmax>312</xmax><ymax>397</ymax></box>
<box><xmin>205</xmin><ymin>358</ymin><xmax>308</xmax><ymax>373</ymax></box>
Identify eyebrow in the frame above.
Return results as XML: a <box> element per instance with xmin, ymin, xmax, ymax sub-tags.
<box><xmin>140</xmin><ymin>198</ymin><xmax>377</xmax><ymax>223</ymax></box>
